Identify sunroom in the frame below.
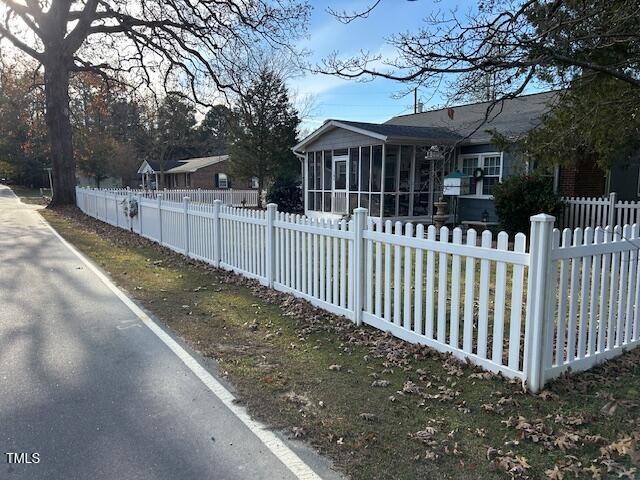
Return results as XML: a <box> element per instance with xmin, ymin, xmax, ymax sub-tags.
<box><xmin>293</xmin><ymin>120</ymin><xmax>462</xmax><ymax>221</ymax></box>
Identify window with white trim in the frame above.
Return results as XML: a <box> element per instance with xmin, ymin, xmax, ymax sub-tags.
<box><xmin>217</xmin><ymin>173</ymin><xmax>228</xmax><ymax>189</ymax></box>
<box><xmin>458</xmin><ymin>152</ymin><xmax>503</xmax><ymax>196</ymax></box>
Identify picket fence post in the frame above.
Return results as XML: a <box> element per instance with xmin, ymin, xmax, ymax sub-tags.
<box><xmin>212</xmin><ymin>199</ymin><xmax>222</xmax><ymax>267</ymax></box>
<box><xmin>114</xmin><ymin>192</ymin><xmax>119</xmax><ymax>227</ymax></box>
<box><xmin>183</xmin><ymin>196</ymin><xmax>190</xmax><ymax>256</ymax></box>
<box><xmin>157</xmin><ymin>193</ymin><xmax>163</xmax><ymax>244</ymax></box>
<box><xmin>126</xmin><ymin>187</ymin><xmax>132</xmax><ymax>231</ymax></box>
<box><xmin>266</xmin><ymin>203</ymin><xmax>277</xmax><ymax>288</ymax></box>
<box><xmin>352</xmin><ymin>207</ymin><xmax>368</xmax><ymax>326</ymax></box>
<box><xmin>102</xmin><ymin>190</ymin><xmax>106</xmax><ymax>220</ymax></box>
<box><xmin>608</xmin><ymin>192</ymin><xmax>617</xmax><ymax>228</ymax></box>
<box><xmin>524</xmin><ymin>213</ymin><xmax>555</xmax><ymax>392</ymax></box>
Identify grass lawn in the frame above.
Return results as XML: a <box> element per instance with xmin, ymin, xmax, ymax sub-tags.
<box><xmin>41</xmin><ymin>206</ymin><xmax>640</xmax><ymax>480</ymax></box>
<box><xmin>10</xmin><ymin>185</ymin><xmax>50</xmax><ymax>205</ymax></box>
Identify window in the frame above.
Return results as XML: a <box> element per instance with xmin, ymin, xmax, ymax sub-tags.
<box><xmin>305</xmin><ymin>145</ymin><xmax>384</xmax><ymax>214</ymax></box>
<box><xmin>314</xmin><ymin>152</ymin><xmax>322</xmax><ymax>190</ymax></box>
<box><xmin>381</xmin><ymin>144</ymin><xmax>418</xmax><ymax>217</ymax></box>
<box><xmin>459</xmin><ymin>152</ymin><xmax>503</xmax><ymax>196</ymax></box>
<box><xmin>371</xmin><ymin>145</ymin><xmax>382</xmax><ymax>192</ymax></box>
<box><xmin>360</xmin><ymin>146</ymin><xmax>371</xmax><ymax>194</ymax></box>
<box><xmin>250</xmin><ymin>176</ymin><xmax>259</xmax><ymax>189</ymax></box>
<box><xmin>384</xmin><ymin>145</ymin><xmax>398</xmax><ymax>192</ymax></box>
<box><xmin>349</xmin><ymin>148</ymin><xmax>359</xmax><ymax>191</ymax></box>
<box><xmin>399</xmin><ymin>145</ymin><xmax>412</xmax><ymax>192</ymax></box>
<box><xmin>217</xmin><ymin>173</ymin><xmax>228</xmax><ymax>189</ymax></box>
<box><xmin>323</xmin><ymin>150</ymin><xmax>332</xmax><ymax>190</ymax></box>
<box><xmin>334</xmin><ymin>160</ymin><xmax>347</xmax><ymax>190</ymax></box>
<box><xmin>307</xmin><ymin>155</ymin><xmax>313</xmax><ymax>189</ymax></box>
<box><xmin>482</xmin><ymin>155</ymin><xmax>501</xmax><ymax>195</ymax></box>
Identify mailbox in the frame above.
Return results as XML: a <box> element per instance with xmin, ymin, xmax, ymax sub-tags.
<box><xmin>443</xmin><ymin>171</ymin><xmax>471</xmax><ymax>196</ymax></box>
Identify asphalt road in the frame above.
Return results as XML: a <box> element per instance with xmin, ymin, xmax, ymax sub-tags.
<box><xmin>0</xmin><ymin>186</ymin><xmax>338</xmax><ymax>480</ymax></box>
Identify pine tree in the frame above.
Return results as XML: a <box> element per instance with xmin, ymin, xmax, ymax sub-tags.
<box><xmin>228</xmin><ymin>69</ymin><xmax>300</xmax><ymax>206</ymax></box>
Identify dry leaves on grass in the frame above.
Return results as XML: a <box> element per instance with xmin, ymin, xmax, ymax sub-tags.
<box><xmin>486</xmin><ymin>447</ymin><xmax>531</xmax><ymax>479</ymax></box>
<box><xmin>371</xmin><ymin>379</ymin><xmax>390</xmax><ymax>388</ymax></box>
<box><xmin>54</xmin><ymin>207</ymin><xmax>640</xmax><ymax>479</ymax></box>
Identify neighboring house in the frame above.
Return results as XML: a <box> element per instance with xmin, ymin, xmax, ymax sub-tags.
<box><xmin>137</xmin><ymin>155</ymin><xmax>258</xmax><ymax>190</ymax></box>
<box><xmin>293</xmin><ymin>90</ymin><xmax>625</xmax><ymax>222</ymax></box>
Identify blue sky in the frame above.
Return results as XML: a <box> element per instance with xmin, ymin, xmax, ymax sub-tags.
<box><xmin>292</xmin><ymin>0</ymin><xmax>468</xmax><ymax>132</ymax></box>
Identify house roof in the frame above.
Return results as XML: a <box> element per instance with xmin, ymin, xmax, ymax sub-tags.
<box><xmin>166</xmin><ymin>155</ymin><xmax>228</xmax><ymax>173</ymax></box>
<box><xmin>138</xmin><ymin>155</ymin><xmax>229</xmax><ymax>174</ymax></box>
<box><xmin>293</xmin><ymin>119</ymin><xmax>461</xmax><ymax>152</ymax></box>
<box><xmin>142</xmin><ymin>159</ymin><xmax>183</xmax><ymax>173</ymax></box>
<box><xmin>385</xmin><ymin>90</ymin><xmax>560</xmax><ymax>143</ymax></box>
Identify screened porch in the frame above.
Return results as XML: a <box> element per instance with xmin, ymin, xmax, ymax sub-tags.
<box><xmin>304</xmin><ymin>144</ymin><xmax>455</xmax><ymax>220</ymax></box>
<box><xmin>295</xmin><ymin>120</ymin><xmax>460</xmax><ymax>221</ymax></box>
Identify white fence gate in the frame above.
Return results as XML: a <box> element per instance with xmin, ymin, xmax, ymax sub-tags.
<box><xmin>76</xmin><ymin>187</ymin><xmax>640</xmax><ymax>392</ymax></box>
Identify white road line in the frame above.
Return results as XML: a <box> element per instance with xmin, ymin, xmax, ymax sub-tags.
<box><xmin>41</xmin><ymin>216</ymin><xmax>324</xmax><ymax>480</ymax></box>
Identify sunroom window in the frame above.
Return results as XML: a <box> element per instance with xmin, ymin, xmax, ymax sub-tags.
<box><xmin>306</xmin><ymin>146</ymin><xmax>383</xmax><ymax>216</ymax></box>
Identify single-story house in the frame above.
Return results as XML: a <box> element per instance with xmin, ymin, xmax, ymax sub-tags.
<box><xmin>293</xmin><ymin>90</ymin><xmax>628</xmax><ymax>222</ymax></box>
<box><xmin>137</xmin><ymin>155</ymin><xmax>258</xmax><ymax>190</ymax></box>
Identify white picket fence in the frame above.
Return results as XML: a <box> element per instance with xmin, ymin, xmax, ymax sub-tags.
<box><xmin>76</xmin><ymin>187</ymin><xmax>640</xmax><ymax>392</ymax></box>
<box><xmin>105</xmin><ymin>187</ymin><xmax>261</xmax><ymax>207</ymax></box>
<box><xmin>560</xmin><ymin>193</ymin><xmax>640</xmax><ymax>230</ymax></box>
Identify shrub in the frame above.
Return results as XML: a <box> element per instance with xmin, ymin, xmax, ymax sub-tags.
<box><xmin>266</xmin><ymin>176</ymin><xmax>303</xmax><ymax>214</ymax></box>
<box><xmin>492</xmin><ymin>175</ymin><xmax>563</xmax><ymax>236</ymax></box>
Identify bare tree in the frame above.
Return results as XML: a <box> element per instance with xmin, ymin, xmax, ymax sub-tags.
<box><xmin>321</xmin><ymin>0</ymin><xmax>640</xmax><ymax>123</ymax></box>
<box><xmin>0</xmin><ymin>0</ymin><xmax>310</xmax><ymax>205</ymax></box>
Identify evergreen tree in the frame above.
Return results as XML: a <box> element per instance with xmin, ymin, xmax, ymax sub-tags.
<box><xmin>196</xmin><ymin>105</ymin><xmax>233</xmax><ymax>156</ymax></box>
<box><xmin>148</xmin><ymin>94</ymin><xmax>198</xmax><ymax>188</ymax></box>
<box><xmin>228</xmin><ymin>69</ymin><xmax>300</xmax><ymax>206</ymax></box>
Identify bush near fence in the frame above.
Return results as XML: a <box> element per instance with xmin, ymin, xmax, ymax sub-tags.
<box><xmin>76</xmin><ymin>187</ymin><xmax>640</xmax><ymax>392</ymax></box>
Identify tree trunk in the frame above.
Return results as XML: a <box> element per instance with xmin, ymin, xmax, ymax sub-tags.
<box><xmin>45</xmin><ymin>65</ymin><xmax>76</xmax><ymax>206</ymax></box>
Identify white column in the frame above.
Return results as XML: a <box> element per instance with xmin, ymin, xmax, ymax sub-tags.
<box><xmin>212</xmin><ymin>199</ymin><xmax>222</xmax><ymax>267</ymax></box>
<box><xmin>266</xmin><ymin>203</ymin><xmax>277</xmax><ymax>288</ymax></box>
<box><xmin>157</xmin><ymin>193</ymin><xmax>163</xmax><ymax>244</ymax></box>
<box><xmin>352</xmin><ymin>207</ymin><xmax>368</xmax><ymax>325</ymax></box>
<box><xmin>127</xmin><ymin>187</ymin><xmax>132</xmax><ymax>231</ymax></box>
<box><xmin>608</xmin><ymin>192</ymin><xmax>617</xmax><ymax>228</ymax></box>
<box><xmin>524</xmin><ymin>213</ymin><xmax>555</xmax><ymax>392</ymax></box>
<box><xmin>183</xmin><ymin>196</ymin><xmax>190</xmax><ymax>256</ymax></box>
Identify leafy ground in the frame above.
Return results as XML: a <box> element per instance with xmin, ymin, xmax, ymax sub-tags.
<box><xmin>41</xmin><ymin>206</ymin><xmax>640</xmax><ymax>480</ymax></box>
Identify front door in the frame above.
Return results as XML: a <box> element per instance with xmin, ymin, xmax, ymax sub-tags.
<box><xmin>333</xmin><ymin>156</ymin><xmax>348</xmax><ymax>213</ymax></box>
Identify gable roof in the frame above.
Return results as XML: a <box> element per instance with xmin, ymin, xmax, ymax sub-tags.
<box><xmin>385</xmin><ymin>90</ymin><xmax>560</xmax><ymax>143</ymax></box>
<box><xmin>293</xmin><ymin>119</ymin><xmax>461</xmax><ymax>152</ymax></box>
<box><xmin>138</xmin><ymin>155</ymin><xmax>229</xmax><ymax>174</ymax></box>
<box><xmin>166</xmin><ymin>155</ymin><xmax>228</xmax><ymax>173</ymax></box>
<box><xmin>143</xmin><ymin>159</ymin><xmax>183</xmax><ymax>172</ymax></box>
<box><xmin>137</xmin><ymin>160</ymin><xmax>155</xmax><ymax>175</ymax></box>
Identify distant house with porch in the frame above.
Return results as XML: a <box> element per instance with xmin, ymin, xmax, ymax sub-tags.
<box><xmin>293</xmin><ymin>90</ymin><xmax>633</xmax><ymax>223</ymax></box>
<box><xmin>137</xmin><ymin>155</ymin><xmax>258</xmax><ymax>190</ymax></box>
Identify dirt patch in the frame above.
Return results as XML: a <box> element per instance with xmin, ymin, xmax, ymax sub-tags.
<box><xmin>42</xmin><ymin>206</ymin><xmax>640</xmax><ymax>480</ymax></box>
